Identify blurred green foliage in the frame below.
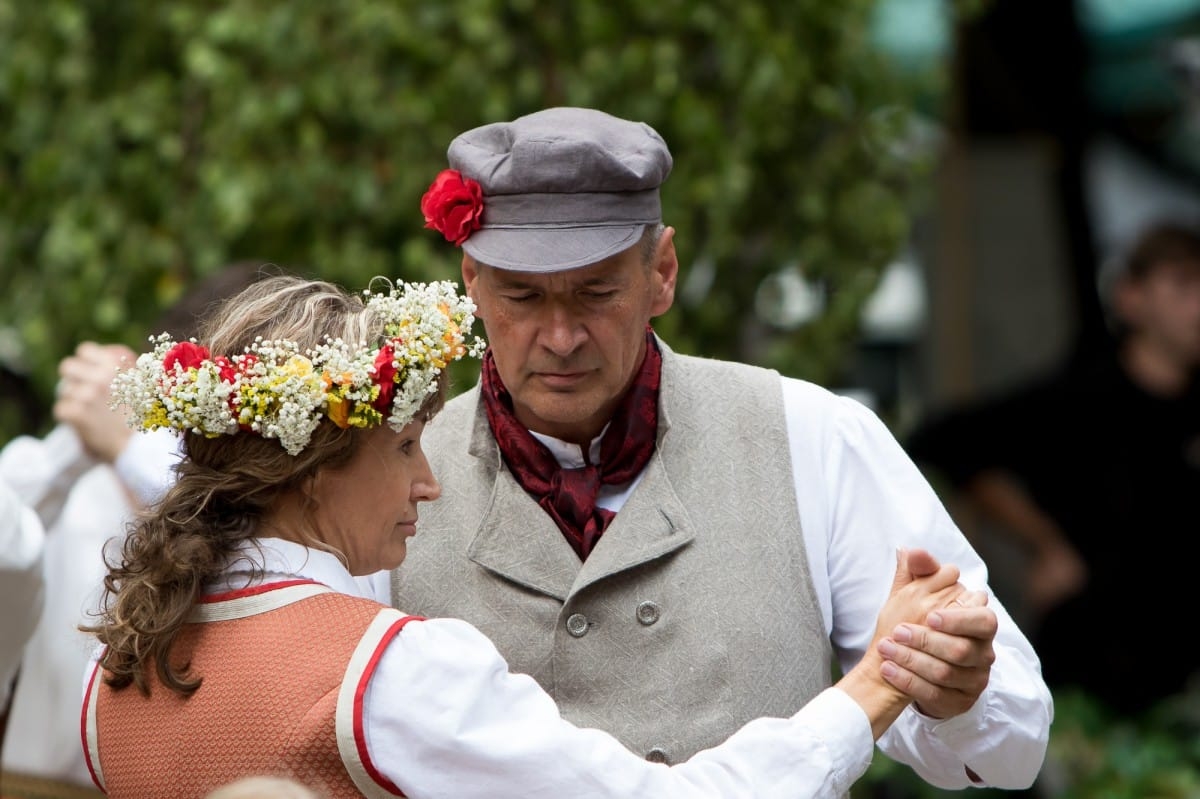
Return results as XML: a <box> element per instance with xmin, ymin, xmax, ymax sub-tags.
<box><xmin>856</xmin><ymin>686</ymin><xmax>1200</xmax><ymax>798</ymax></box>
<box><xmin>0</xmin><ymin>0</ymin><xmax>941</xmax><ymax>442</ymax></box>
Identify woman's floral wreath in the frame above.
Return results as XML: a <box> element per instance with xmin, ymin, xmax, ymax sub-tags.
<box><xmin>421</xmin><ymin>169</ymin><xmax>484</xmax><ymax>246</ymax></box>
<box><xmin>111</xmin><ymin>280</ymin><xmax>486</xmax><ymax>456</ymax></box>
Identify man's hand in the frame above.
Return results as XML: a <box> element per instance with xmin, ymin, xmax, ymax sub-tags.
<box><xmin>843</xmin><ymin>548</ymin><xmax>972</xmax><ymax>740</ymax></box>
<box><xmin>54</xmin><ymin>342</ymin><xmax>136</xmax><ymax>463</ymax></box>
<box><xmin>876</xmin><ymin>584</ymin><xmax>997</xmax><ymax>720</ymax></box>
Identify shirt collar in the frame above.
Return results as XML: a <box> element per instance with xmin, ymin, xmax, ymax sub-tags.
<box><xmin>216</xmin><ymin>537</ymin><xmax>363</xmax><ymax>598</ymax></box>
<box><xmin>530</xmin><ymin>424</ymin><xmax>608</xmax><ymax>468</ymax></box>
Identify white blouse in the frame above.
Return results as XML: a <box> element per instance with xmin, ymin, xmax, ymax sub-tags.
<box><xmin>114</xmin><ymin>538</ymin><xmax>878</xmax><ymax>798</ymax></box>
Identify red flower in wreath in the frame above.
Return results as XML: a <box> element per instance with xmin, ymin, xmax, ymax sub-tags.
<box><xmin>212</xmin><ymin>355</ymin><xmax>238</xmax><ymax>384</ymax></box>
<box><xmin>163</xmin><ymin>341</ymin><xmax>211</xmax><ymax>373</ymax></box>
<box><xmin>371</xmin><ymin>342</ymin><xmax>400</xmax><ymax>411</ymax></box>
<box><xmin>420</xmin><ymin>169</ymin><xmax>484</xmax><ymax>246</ymax></box>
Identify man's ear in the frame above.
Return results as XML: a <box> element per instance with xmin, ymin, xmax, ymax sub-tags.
<box><xmin>650</xmin><ymin>226</ymin><xmax>679</xmax><ymax>318</ymax></box>
<box><xmin>461</xmin><ymin>255</ymin><xmax>481</xmax><ymax>313</ymax></box>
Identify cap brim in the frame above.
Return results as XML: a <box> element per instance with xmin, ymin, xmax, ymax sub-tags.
<box><xmin>461</xmin><ymin>225</ymin><xmax>644</xmax><ymax>272</ymax></box>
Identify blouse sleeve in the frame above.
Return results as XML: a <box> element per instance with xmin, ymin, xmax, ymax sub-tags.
<box><xmin>362</xmin><ymin>616</ymin><xmax>874</xmax><ymax>799</ymax></box>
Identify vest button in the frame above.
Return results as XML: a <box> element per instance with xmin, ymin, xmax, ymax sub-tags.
<box><xmin>635</xmin><ymin>600</ymin><xmax>661</xmax><ymax>626</ymax></box>
<box><xmin>566</xmin><ymin>613</ymin><xmax>589</xmax><ymax>637</ymax></box>
<box><xmin>645</xmin><ymin>747</ymin><xmax>669</xmax><ymax>764</ymax></box>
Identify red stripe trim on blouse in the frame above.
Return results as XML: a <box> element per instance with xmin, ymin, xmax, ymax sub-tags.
<box><xmin>80</xmin><ymin>655</ymin><xmax>105</xmax><ymax>792</ymax></box>
<box><xmin>354</xmin><ymin>615</ymin><xmax>425</xmax><ymax>796</ymax></box>
<box><xmin>197</xmin><ymin>578</ymin><xmax>323</xmax><ymax>603</ymax></box>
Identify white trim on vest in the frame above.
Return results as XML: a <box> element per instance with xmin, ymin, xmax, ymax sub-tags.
<box><xmin>81</xmin><ymin>655</ymin><xmax>106</xmax><ymax>792</ymax></box>
<box><xmin>186</xmin><ymin>581</ymin><xmax>334</xmax><ymax>622</ymax></box>
<box><xmin>337</xmin><ymin>608</ymin><xmax>419</xmax><ymax>798</ymax></box>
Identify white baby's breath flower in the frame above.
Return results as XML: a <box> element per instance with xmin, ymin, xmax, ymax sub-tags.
<box><xmin>108</xmin><ymin>281</ymin><xmax>484</xmax><ymax>455</ymax></box>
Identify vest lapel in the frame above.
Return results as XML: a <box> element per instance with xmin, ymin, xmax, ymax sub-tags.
<box><xmin>466</xmin><ymin>411</ymin><xmax>581</xmax><ymax>601</ymax></box>
<box><xmin>463</xmin><ymin>356</ymin><xmax>695</xmax><ymax>600</ymax></box>
<box><xmin>571</xmin><ymin>450</ymin><xmax>695</xmax><ymax>595</ymax></box>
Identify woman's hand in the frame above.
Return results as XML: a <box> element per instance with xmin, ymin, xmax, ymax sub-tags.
<box><xmin>836</xmin><ymin>548</ymin><xmax>973</xmax><ymax>739</ymax></box>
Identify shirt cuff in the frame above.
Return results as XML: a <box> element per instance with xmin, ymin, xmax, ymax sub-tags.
<box><xmin>812</xmin><ymin>687</ymin><xmax>876</xmax><ymax>791</ymax></box>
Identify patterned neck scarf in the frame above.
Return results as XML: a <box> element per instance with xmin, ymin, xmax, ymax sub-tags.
<box><xmin>481</xmin><ymin>328</ymin><xmax>662</xmax><ymax>560</ymax></box>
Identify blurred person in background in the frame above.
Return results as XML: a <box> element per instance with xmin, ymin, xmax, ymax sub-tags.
<box><xmin>0</xmin><ymin>363</ymin><xmax>50</xmax><ymax>443</ymax></box>
<box><xmin>0</xmin><ymin>480</ymin><xmax>46</xmax><ymax>763</ymax></box>
<box><xmin>0</xmin><ymin>262</ymin><xmax>266</xmax><ymax>799</ymax></box>
<box><xmin>907</xmin><ymin>218</ymin><xmax>1200</xmax><ymax>719</ymax></box>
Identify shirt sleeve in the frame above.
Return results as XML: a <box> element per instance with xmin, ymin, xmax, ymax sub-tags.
<box><xmin>363</xmin><ymin>617</ymin><xmax>876</xmax><ymax>799</ymax></box>
<box><xmin>111</xmin><ymin>429</ymin><xmax>182</xmax><ymax>508</ymax></box>
<box><xmin>0</xmin><ymin>425</ymin><xmax>95</xmax><ymax>528</ymax></box>
<box><xmin>0</xmin><ymin>478</ymin><xmax>46</xmax><ymax>706</ymax></box>
<box><xmin>0</xmin><ymin>426</ymin><xmax>182</xmax><ymax>523</ymax></box>
<box><xmin>782</xmin><ymin>378</ymin><xmax>1052</xmax><ymax>790</ymax></box>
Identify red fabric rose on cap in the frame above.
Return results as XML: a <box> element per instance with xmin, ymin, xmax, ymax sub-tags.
<box><xmin>421</xmin><ymin>169</ymin><xmax>484</xmax><ymax>246</ymax></box>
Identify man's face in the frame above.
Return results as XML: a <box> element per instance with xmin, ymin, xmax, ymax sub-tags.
<box><xmin>1120</xmin><ymin>259</ymin><xmax>1200</xmax><ymax>367</ymax></box>
<box><xmin>463</xmin><ymin>228</ymin><xmax>677</xmax><ymax>445</ymax></box>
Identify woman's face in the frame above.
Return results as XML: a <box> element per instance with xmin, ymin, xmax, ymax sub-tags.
<box><xmin>307</xmin><ymin>421</ymin><xmax>441</xmax><ymax>575</ymax></box>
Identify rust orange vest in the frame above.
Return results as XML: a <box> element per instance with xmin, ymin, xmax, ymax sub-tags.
<box><xmin>81</xmin><ymin>581</ymin><xmax>421</xmax><ymax>798</ymax></box>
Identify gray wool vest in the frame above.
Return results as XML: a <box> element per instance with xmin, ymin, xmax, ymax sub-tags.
<box><xmin>392</xmin><ymin>341</ymin><xmax>831</xmax><ymax>764</ymax></box>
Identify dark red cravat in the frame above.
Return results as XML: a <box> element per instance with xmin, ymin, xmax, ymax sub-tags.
<box><xmin>481</xmin><ymin>328</ymin><xmax>661</xmax><ymax>560</ymax></box>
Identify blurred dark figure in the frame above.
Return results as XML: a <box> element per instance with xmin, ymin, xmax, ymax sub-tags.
<box><xmin>907</xmin><ymin>219</ymin><xmax>1200</xmax><ymax>719</ymax></box>
<box><xmin>0</xmin><ymin>364</ymin><xmax>49</xmax><ymax>441</ymax></box>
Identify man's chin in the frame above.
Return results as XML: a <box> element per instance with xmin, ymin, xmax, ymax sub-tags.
<box><xmin>521</xmin><ymin>396</ymin><xmax>606</xmax><ymax>436</ymax></box>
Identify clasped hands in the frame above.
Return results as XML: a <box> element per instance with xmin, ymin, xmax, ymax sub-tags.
<box><xmin>874</xmin><ymin>548</ymin><xmax>997</xmax><ymax>722</ymax></box>
<box><xmin>54</xmin><ymin>342</ymin><xmax>137</xmax><ymax>463</ymax></box>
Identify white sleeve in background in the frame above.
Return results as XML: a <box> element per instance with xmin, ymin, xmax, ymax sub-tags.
<box><xmin>0</xmin><ymin>479</ymin><xmax>46</xmax><ymax>707</ymax></box>
<box><xmin>365</xmin><ymin>618</ymin><xmax>875</xmax><ymax>799</ymax></box>
<box><xmin>112</xmin><ymin>429</ymin><xmax>183</xmax><ymax>508</ymax></box>
<box><xmin>782</xmin><ymin>377</ymin><xmax>1051</xmax><ymax>790</ymax></box>
<box><xmin>0</xmin><ymin>426</ymin><xmax>95</xmax><ymax>528</ymax></box>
